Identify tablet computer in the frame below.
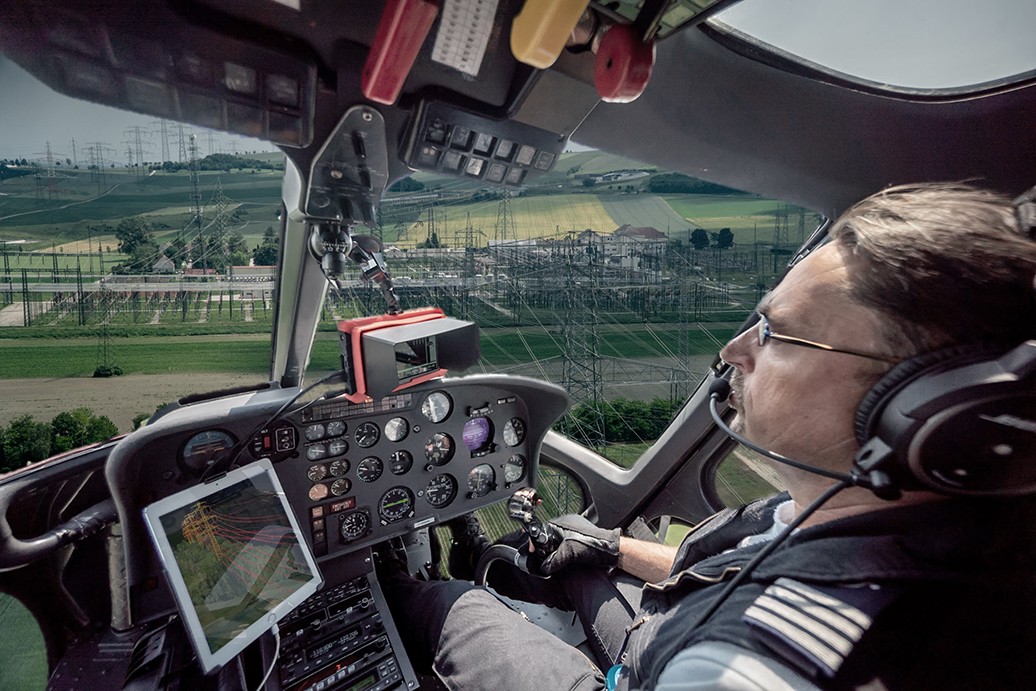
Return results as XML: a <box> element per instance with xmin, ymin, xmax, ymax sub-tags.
<box><xmin>143</xmin><ymin>458</ymin><xmax>323</xmax><ymax>673</ymax></box>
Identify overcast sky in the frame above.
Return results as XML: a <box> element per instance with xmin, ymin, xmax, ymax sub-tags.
<box><xmin>0</xmin><ymin>58</ymin><xmax>274</xmax><ymax>164</ymax></box>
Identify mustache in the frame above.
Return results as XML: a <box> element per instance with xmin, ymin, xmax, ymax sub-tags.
<box><xmin>729</xmin><ymin>370</ymin><xmax>744</xmax><ymax>403</ymax></box>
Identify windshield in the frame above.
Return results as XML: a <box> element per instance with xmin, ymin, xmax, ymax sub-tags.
<box><xmin>710</xmin><ymin>0</ymin><xmax>1036</xmax><ymax>93</ymax></box>
<box><xmin>0</xmin><ymin>60</ymin><xmax>813</xmax><ymax>479</ymax></box>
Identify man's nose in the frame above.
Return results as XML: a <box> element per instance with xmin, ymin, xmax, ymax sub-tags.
<box><xmin>719</xmin><ymin>327</ymin><xmax>755</xmax><ymax>369</ymax></box>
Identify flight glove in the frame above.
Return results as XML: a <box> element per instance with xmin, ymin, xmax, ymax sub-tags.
<box><xmin>538</xmin><ymin>514</ymin><xmax>621</xmax><ymax>575</ymax></box>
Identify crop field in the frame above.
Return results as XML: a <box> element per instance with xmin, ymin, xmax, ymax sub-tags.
<box><xmin>662</xmin><ymin>194</ymin><xmax>819</xmax><ymax>245</ymax></box>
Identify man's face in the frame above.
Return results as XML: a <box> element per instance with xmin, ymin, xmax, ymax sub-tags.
<box><xmin>719</xmin><ymin>244</ymin><xmax>893</xmax><ymax>475</ymax></box>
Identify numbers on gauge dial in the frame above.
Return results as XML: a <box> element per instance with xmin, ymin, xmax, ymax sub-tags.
<box><xmin>424</xmin><ymin>432</ymin><xmax>455</xmax><ymax>466</ymax></box>
<box><xmin>307</xmin><ymin>464</ymin><xmax>328</xmax><ymax>482</ymax></box>
<box><xmin>354</xmin><ymin>421</ymin><xmax>380</xmax><ymax>448</ymax></box>
<box><xmin>327</xmin><ymin>438</ymin><xmax>349</xmax><ymax>457</ymax></box>
<box><xmin>356</xmin><ymin>456</ymin><xmax>384</xmax><ymax>483</ymax></box>
<box><xmin>384</xmin><ymin>416</ymin><xmax>410</xmax><ymax>442</ymax></box>
<box><xmin>389</xmin><ymin>450</ymin><xmax>413</xmax><ymax>475</ymax></box>
<box><xmin>504</xmin><ymin>454</ymin><xmax>526</xmax><ymax>484</ymax></box>
<box><xmin>325</xmin><ymin>420</ymin><xmax>346</xmax><ymax>437</ymax></box>
<box><xmin>331</xmin><ymin>478</ymin><xmax>352</xmax><ymax>496</ymax></box>
<box><xmin>378</xmin><ymin>486</ymin><xmax>415</xmax><ymax>523</ymax></box>
<box><xmin>340</xmin><ymin>510</ymin><xmax>370</xmax><ymax>542</ymax></box>
<box><xmin>309</xmin><ymin>483</ymin><xmax>330</xmax><ymax>502</ymax></box>
<box><xmin>329</xmin><ymin>459</ymin><xmax>351</xmax><ymax>476</ymax></box>
<box><xmin>503</xmin><ymin>417</ymin><xmax>526</xmax><ymax>447</ymax></box>
<box><xmin>304</xmin><ymin>423</ymin><xmax>325</xmax><ymax>441</ymax></box>
<box><xmin>425</xmin><ymin>474</ymin><xmax>457</xmax><ymax>508</ymax></box>
<box><xmin>467</xmin><ymin>464</ymin><xmax>496</xmax><ymax>498</ymax></box>
<box><xmin>421</xmin><ymin>391</ymin><xmax>452</xmax><ymax>423</ymax></box>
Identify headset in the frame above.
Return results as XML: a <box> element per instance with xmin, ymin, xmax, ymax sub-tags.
<box><xmin>851</xmin><ymin>339</ymin><xmax>1036</xmax><ymax>497</ymax></box>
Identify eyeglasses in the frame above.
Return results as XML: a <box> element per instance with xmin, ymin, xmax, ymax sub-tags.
<box><xmin>756</xmin><ymin>314</ymin><xmax>899</xmax><ymax>363</ymax></box>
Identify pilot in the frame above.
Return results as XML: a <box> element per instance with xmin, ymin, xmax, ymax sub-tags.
<box><xmin>380</xmin><ymin>182</ymin><xmax>1036</xmax><ymax>690</ymax></box>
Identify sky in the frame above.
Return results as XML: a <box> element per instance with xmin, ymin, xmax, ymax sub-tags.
<box><xmin>0</xmin><ymin>58</ymin><xmax>275</xmax><ymax>164</ymax></box>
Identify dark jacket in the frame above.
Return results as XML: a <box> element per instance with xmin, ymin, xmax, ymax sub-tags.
<box><xmin>625</xmin><ymin>493</ymin><xmax>1036</xmax><ymax>689</ymax></box>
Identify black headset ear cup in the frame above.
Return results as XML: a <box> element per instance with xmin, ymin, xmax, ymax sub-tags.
<box><xmin>854</xmin><ymin>343</ymin><xmax>1005</xmax><ymax>446</ymax></box>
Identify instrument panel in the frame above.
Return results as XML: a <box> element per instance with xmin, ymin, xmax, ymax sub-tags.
<box><xmin>252</xmin><ymin>376</ymin><xmax>569</xmax><ymax>560</ymax></box>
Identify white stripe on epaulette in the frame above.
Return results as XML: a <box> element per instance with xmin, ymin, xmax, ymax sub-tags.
<box><xmin>744</xmin><ymin>577</ymin><xmax>876</xmax><ymax>677</ymax></box>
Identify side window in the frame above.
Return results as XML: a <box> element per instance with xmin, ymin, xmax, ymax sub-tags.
<box><xmin>0</xmin><ymin>594</ymin><xmax>48</xmax><ymax>689</ymax></box>
<box><xmin>713</xmin><ymin>444</ymin><xmax>785</xmax><ymax>507</ymax></box>
<box><xmin>434</xmin><ymin>463</ymin><xmax>586</xmax><ymax>576</ymax></box>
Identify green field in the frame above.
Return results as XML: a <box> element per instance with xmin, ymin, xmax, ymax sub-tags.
<box><xmin>0</xmin><ymin>323</ymin><xmax>734</xmax><ymax>379</ymax></box>
<box><xmin>0</xmin><ymin>594</ymin><xmax>47</xmax><ymax>689</ymax></box>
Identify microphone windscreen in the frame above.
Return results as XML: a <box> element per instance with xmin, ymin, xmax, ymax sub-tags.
<box><xmin>709</xmin><ymin>377</ymin><xmax>731</xmax><ymax>401</ymax></box>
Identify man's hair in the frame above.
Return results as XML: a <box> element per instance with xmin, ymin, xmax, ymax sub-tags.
<box><xmin>829</xmin><ymin>182</ymin><xmax>1036</xmax><ymax>354</ymax></box>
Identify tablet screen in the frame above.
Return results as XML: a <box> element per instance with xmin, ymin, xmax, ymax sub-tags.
<box><xmin>143</xmin><ymin>459</ymin><xmax>322</xmax><ymax>673</ymax></box>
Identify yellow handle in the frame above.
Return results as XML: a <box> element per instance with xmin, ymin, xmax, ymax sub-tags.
<box><xmin>510</xmin><ymin>0</ymin><xmax>591</xmax><ymax>69</ymax></box>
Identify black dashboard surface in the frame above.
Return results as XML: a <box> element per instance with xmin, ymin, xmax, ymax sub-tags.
<box><xmin>106</xmin><ymin>373</ymin><xmax>570</xmax><ymax>627</ymax></box>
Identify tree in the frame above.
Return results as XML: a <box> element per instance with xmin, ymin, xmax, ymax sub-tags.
<box><xmin>690</xmin><ymin>228</ymin><xmax>710</xmax><ymax>250</ymax></box>
<box><xmin>252</xmin><ymin>227</ymin><xmax>280</xmax><ymax>266</ymax></box>
<box><xmin>115</xmin><ymin>216</ymin><xmax>157</xmax><ymax>255</ymax></box>
<box><xmin>1</xmin><ymin>415</ymin><xmax>52</xmax><ymax>470</ymax></box>
<box><xmin>51</xmin><ymin>408</ymin><xmax>92</xmax><ymax>453</ymax></box>
<box><xmin>714</xmin><ymin>227</ymin><xmax>734</xmax><ymax>249</ymax></box>
<box><xmin>85</xmin><ymin>416</ymin><xmax>118</xmax><ymax>442</ymax></box>
<box><xmin>253</xmin><ymin>244</ymin><xmax>278</xmax><ymax>266</ymax></box>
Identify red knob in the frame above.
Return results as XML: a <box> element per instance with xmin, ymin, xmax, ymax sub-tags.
<box><xmin>594</xmin><ymin>23</ymin><xmax>655</xmax><ymax>104</ymax></box>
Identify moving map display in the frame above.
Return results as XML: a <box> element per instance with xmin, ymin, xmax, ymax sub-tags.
<box><xmin>144</xmin><ymin>460</ymin><xmax>322</xmax><ymax>673</ymax></box>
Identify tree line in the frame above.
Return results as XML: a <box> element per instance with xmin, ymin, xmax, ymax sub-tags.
<box><xmin>0</xmin><ymin>408</ymin><xmax>118</xmax><ymax>473</ymax></box>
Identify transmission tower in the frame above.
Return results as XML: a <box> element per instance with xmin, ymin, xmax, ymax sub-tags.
<box><xmin>175</xmin><ymin>123</ymin><xmax>188</xmax><ymax>163</ymax></box>
<box><xmin>558</xmin><ymin>232</ymin><xmax>606</xmax><ymax>450</ymax></box>
<box><xmin>187</xmin><ymin>134</ymin><xmax>205</xmax><ymax>270</ymax></box>
<box><xmin>85</xmin><ymin>142</ymin><xmax>110</xmax><ymax>195</ymax></box>
<box><xmin>94</xmin><ymin>287</ymin><xmax>119</xmax><ymax>375</ymax></box>
<box><xmin>126</xmin><ymin>125</ymin><xmax>148</xmax><ymax>179</ymax></box>
<box><xmin>212</xmin><ymin>178</ymin><xmax>230</xmax><ymax>271</ymax></box>
<box><xmin>150</xmin><ymin>120</ymin><xmax>170</xmax><ymax>164</ymax></box>
<box><xmin>494</xmin><ymin>194</ymin><xmax>517</xmax><ymax>243</ymax></box>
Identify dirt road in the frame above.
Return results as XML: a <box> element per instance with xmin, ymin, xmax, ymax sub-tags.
<box><xmin>0</xmin><ymin>372</ymin><xmax>265</xmax><ymax>432</ymax></box>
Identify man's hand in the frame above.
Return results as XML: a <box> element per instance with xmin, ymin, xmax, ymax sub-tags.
<box><xmin>537</xmin><ymin>514</ymin><xmax>620</xmax><ymax>575</ymax></box>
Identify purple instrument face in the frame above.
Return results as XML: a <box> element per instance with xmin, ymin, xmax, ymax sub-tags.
<box><xmin>462</xmin><ymin>417</ymin><xmax>492</xmax><ymax>451</ymax></box>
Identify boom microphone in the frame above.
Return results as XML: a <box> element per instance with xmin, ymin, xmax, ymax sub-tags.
<box><xmin>708</xmin><ymin>374</ymin><xmax>870</xmax><ymax>486</ymax></box>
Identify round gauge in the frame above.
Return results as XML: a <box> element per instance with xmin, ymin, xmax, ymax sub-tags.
<box><xmin>181</xmin><ymin>430</ymin><xmax>235</xmax><ymax>472</ymax></box>
<box><xmin>389</xmin><ymin>450</ymin><xmax>413</xmax><ymax>475</ymax></box>
<box><xmin>340</xmin><ymin>510</ymin><xmax>370</xmax><ymax>541</ymax></box>
<box><xmin>425</xmin><ymin>474</ymin><xmax>457</xmax><ymax>508</ymax></box>
<box><xmin>504</xmin><ymin>454</ymin><xmax>527</xmax><ymax>484</ymax></box>
<box><xmin>328</xmin><ymin>438</ymin><xmax>349</xmax><ymax>457</ymax></box>
<box><xmin>503</xmin><ymin>417</ymin><xmax>527</xmax><ymax>447</ymax></box>
<box><xmin>424</xmin><ymin>432</ymin><xmax>455</xmax><ymax>466</ymax></box>
<box><xmin>307</xmin><ymin>464</ymin><xmax>328</xmax><ymax>482</ymax></box>
<box><xmin>326</xmin><ymin>420</ymin><xmax>347</xmax><ymax>437</ymax></box>
<box><xmin>356</xmin><ymin>456</ymin><xmax>384</xmax><ymax>483</ymax></box>
<box><xmin>331</xmin><ymin>478</ymin><xmax>352</xmax><ymax>496</ymax></box>
<box><xmin>306</xmin><ymin>443</ymin><xmax>328</xmax><ymax>461</ymax></box>
<box><xmin>309</xmin><ymin>483</ymin><xmax>330</xmax><ymax>502</ymax></box>
<box><xmin>384</xmin><ymin>416</ymin><xmax>410</xmax><ymax>442</ymax></box>
<box><xmin>355</xmin><ymin>421</ymin><xmax>380</xmax><ymax>448</ymax></box>
<box><xmin>421</xmin><ymin>391</ymin><xmax>453</xmax><ymax>423</ymax></box>
<box><xmin>304</xmin><ymin>423</ymin><xmax>325</xmax><ymax>442</ymax></box>
<box><xmin>329</xmin><ymin>459</ymin><xmax>351</xmax><ymax>476</ymax></box>
<box><xmin>378</xmin><ymin>486</ymin><xmax>415</xmax><ymax>523</ymax></box>
<box><xmin>467</xmin><ymin>464</ymin><xmax>496</xmax><ymax>498</ymax></box>
<box><xmin>462</xmin><ymin>417</ymin><xmax>493</xmax><ymax>452</ymax></box>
